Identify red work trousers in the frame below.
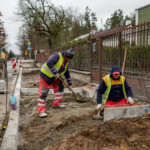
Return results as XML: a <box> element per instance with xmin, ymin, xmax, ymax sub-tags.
<box><xmin>37</xmin><ymin>77</ymin><xmax>64</xmax><ymax>113</ymax></box>
<box><xmin>105</xmin><ymin>98</ymin><xmax>129</xmax><ymax>106</ymax></box>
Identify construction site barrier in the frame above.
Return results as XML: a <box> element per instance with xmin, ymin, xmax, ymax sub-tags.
<box><xmin>11</xmin><ymin>58</ymin><xmax>17</xmax><ymax>73</ymax></box>
<box><xmin>18</xmin><ymin>59</ymin><xmax>22</xmax><ymax>67</ymax></box>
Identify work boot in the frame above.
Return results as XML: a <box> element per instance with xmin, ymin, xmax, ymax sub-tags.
<box><xmin>53</xmin><ymin>104</ymin><xmax>66</xmax><ymax>109</ymax></box>
<box><xmin>39</xmin><ymin>112</ymin><xmax>47</xmax><ymax>118</ymax></box>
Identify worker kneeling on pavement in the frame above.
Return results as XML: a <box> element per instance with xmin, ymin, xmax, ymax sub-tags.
<box><xmin>96</xmin><ymin>65</ymin><xmax>134</xmax><ymax>111</ymax></box>
<box><xmin>37</xmin><ymin>48</ymin><xmax>74</xmax><ymax>118</ymax></box>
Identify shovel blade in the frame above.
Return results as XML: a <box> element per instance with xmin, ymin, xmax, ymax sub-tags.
<box><xmin>75</xmin><ymin>99</ymin><xmax>87</xmax><ymax>103</ymax></box>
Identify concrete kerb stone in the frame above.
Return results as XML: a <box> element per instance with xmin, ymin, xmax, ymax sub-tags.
<box><xmin>21</xmin><ymin>88</ymin><xmax>39</xmax><ymax>95</ymax></box>
<box><xmin>0</xmin><ymin>80</ymin><xmax>6</xmax><ymax>93</ymax></box>
<box><xmin>22</xmin><ymin>68</ymin><xmax>40</xmax><ymax>73</ymax></box>
<box><xmin>0</xmin><ymin>111</ymin><xmax>18</xmax><ymax>150</ymax></box>
<box><xmin>1</xmin><ymin>68</ymin><xmax>22</xmax><ymax>150</ymax></box>
<box><xmin>81</xmin><ymin>84</ymin><xmax>150</xmax><ymax>121</ymax></box>
<box><xmin>70</xmin><ymin>69</ymin><xmax>91</xmax><ymax>83</ymax></box>
<box><xmin>22</xmin><ymin>60</ymin><xmax>37</xmax><ymax>68</ymax></box>
<box><xmin>21</xmin><ymin>87</ymin><xmax>82</xmax><ymax>96</ymax></box>
<box><xmin>81</xmin><ymin>85</ymin><xmax>98</xmax><ymax>99</ymax></box>
<box><xmin>64</xmin><ymin>88</ymin><xmax>82</xmax><ymax>95</ymax></box>
<box><xmin>104</xmin><ymin>104</ymin><xmax>150</xmax><ymax>122</ymax></box>
<box><xmin>22</xmin><ymin>60</ymin><xmax>34</xmax><ymax>63</ymax></box>
<box><xmin>0</xmin><ymin>74</ymin><xmax>18</xmax><ymax>131</ymax></box>
<box><xmin>36</xmin><ymin>63</ymin><xmax>42</xmax><ymax>68</ymax></box>
<box><xmin>12</xmin><ymin>72</ymin><xmax>19</xmax><ymax>75</ymax></box>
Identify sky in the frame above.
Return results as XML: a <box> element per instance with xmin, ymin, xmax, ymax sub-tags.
<box><xmin>0</xmin><ymin>0</ymin><xmax>149</xmax><ymax>55</ymax></box>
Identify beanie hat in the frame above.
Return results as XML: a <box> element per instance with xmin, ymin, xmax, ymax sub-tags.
<box><xmin>65</xmin><ymin>48</ymin><xmax>74</xmax><ymax>59</ymax></box>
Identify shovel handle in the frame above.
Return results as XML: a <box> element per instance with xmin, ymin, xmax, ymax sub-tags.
<box><xmin>58</xmin><ymin>77</ymin><xmax>79</xmax><ymax>98</ymax></box>
<box><xmin>97</xmin><ymin>109</ymin><xmax>101</xmax><ymax>115</ymax></box>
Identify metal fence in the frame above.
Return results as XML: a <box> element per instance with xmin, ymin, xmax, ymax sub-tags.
<box><xmin>35</xmin><ymin>22</ymin><xmax>150</xmax><ymax>102</ymax></box>
<box><xmin>70</xmin><ymin>42</ymin><xmax>91</xmax><ymax>71</ymax></box>
<box><xmin>49</xmin><ymin>41</ymin><xmax>91</xmax><ymax>72</ymax></box>
<box><xmin>94</xmin><ymin>22</ymin><xmax>150</xmax><ymax>78</ymax></box>
<box><xmin>36</xmin><ymin>22</ymin><xmax>150</xmax><ymax>79</ymax></box>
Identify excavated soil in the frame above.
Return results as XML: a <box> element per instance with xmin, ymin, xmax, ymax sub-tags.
<box><xmin>18</xmin><ymin>94</ymin><xmax>150</xmax><ymax>150</ymax></box>
<box><xmin>20</xmin><ymin>72</ymin><xmax>150</xmax><ymax>150</ymax></box>
<box><xmin>21</xmin><ymin>73</ymin><xmax>40</xmax><ymax>88</ymax></box>
<box><xmin>21</xmin><ymin>73</ymin><xmax>87</xmax><ymax>88</ymax></box>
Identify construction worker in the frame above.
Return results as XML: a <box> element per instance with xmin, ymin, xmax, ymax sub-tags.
<box><xmin>96</xmin><ymin>65</ymin><xmax>134</xmax><ymax>110</ymax></box>
<box><xmin>37</xmin><ymin>48</ymin><xmax>74</xmax><ymax>118</ymax></box>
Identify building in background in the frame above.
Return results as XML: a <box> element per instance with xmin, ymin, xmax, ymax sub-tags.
<box><xmin>135</xmin><ymin>4</ymin><xmax>150</xmax><ymax>25</ymax></box>
<box><xmin>0</xmin><ymin>11</ymin><xmax>7</xmax><ymax>81</ymax></box>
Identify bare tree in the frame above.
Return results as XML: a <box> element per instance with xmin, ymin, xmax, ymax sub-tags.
<box><xmin>16</xmin><ymin>25</ymin><xmax>28</xmax><ymax>56</ymax></box>
<box><xmin>17</xmin><ymin>0</ymin><xmax>65</xmax><ymax>48</ymax></box>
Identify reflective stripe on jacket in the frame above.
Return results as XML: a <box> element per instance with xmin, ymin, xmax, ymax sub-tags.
<box><xmin>41</xmin><ymin>53</ymin><xmax>68</xmax><ymax>78</ymax></box>
<box><xmin>102</xmin><ymin>75</ymin><xmax>127</xmax><ymax>105</ymax></box>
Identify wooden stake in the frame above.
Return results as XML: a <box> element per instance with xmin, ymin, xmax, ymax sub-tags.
<box><xmin>122</xmin><ymin>47</ymin><xmax>127</xmax><ymax>74</ymax></box>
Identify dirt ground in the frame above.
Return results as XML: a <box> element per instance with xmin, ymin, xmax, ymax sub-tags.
<box><xmin>18</xmin><ymin>93</ymin><xmax>150</xmax><ymax>150</ymax></box>
<box><xmin>18</xmin><ymin>94</ymin><xmax>97</xmax><ymax>150</ymax></box>
<box><xmin>19</xmin><ymin>72</ymin><xmax>150</xmax><ymax>150</ymax></box>
<box><xmin>21</xmin><ymin>73</ymin><xmax>40</xmax><ymax>88</ymax></box>
<box><xmin>21</xmin><ymin>73</ymin><xmax>87</xmax><ymax>88</ymax></box>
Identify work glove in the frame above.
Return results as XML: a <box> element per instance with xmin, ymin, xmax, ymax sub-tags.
<box><xmin>127</xmin><ymin>97</ymin><xmax>134</xmax><ymax>104</ymax></box>
<box><xmin>54</xmin><ymin>74</ymin><xmax>60</xmax><ymax>79</ymax></box>
<box><xmin>68</xmin><ymin>86</ymin><xmax>72</xmax><ymax>91</ymax></box>
<box><xmin>96</xmin><ymin>104</ymin><xmax>102</xmax><ymax>110</ymax></box>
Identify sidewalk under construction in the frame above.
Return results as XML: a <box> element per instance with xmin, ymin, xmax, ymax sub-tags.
<box><xmin>0</xmin><ymin>60</ymin><xmax>150</xmax><ymax>150</ymax></box>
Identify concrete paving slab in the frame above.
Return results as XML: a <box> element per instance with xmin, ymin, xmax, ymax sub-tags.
<box><xmin>104</xmin><ymin>104</ymin><xmax>150</xmax><ymax>121</ymax></box>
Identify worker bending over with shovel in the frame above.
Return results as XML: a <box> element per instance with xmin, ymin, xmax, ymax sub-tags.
<box><xmin>37</xmin><ymin>48</ymin><xmax>74</xmax><ymax>118</ymax></box>
<box><xmin>96</xmin><ymin>65</ymin><xmax>134</xmax><ymax>113</ymax></box>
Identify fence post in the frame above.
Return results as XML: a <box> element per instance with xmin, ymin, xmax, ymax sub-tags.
<box><xmin>90</xmin><ymin>37</ymin><xmax>93</xmax><ymax>82</ymax></box>
<box><xmin>98</xmin><ymin>36</ymin><xmax>103</xmax><ymax>82</ymax></box>
<box><xmin>76</xmin><ymin>42</ymin><xmax>79</xmax><ymax>70</ymax></box>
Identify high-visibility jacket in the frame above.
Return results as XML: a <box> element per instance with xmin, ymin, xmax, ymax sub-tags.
<box><xmin>41</xmin><ymin>53</ymin><xmax>68</xmax><ymax>78</ymax></box>
<box><xmin>102</xmin><ymin>75</ymin><xmax>127</xmax><ymax>105</ymax></box>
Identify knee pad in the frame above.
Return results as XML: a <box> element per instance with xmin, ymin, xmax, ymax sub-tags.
<box><xmin>58</xmin><ymin>82</ymin><xmax>64</xmax><ymax>92</ymax></box>
<box><xmin>40</xmin><ymin>87</ymin><xmax>49</xmax><ymax>100</ymax></box>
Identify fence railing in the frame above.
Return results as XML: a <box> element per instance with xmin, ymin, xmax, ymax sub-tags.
<box><xmin>100</xmin><ymin>22</ymin><xmax>150</xmax><ymax>77</ymax></box>
<box><xmin>36</xmin><ymin>22</ymin><xmax>150</xmax><ymax>80</ymax></box>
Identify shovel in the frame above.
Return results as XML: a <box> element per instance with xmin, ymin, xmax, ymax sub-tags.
<box><xmin>58</xmin><ymin>77</ymin><xmax>85</xmax><ymax>102</ymax></box>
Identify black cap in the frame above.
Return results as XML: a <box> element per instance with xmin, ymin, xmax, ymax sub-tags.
<box><xmin>65</xmin><ymin>48</ymin><xmax>74</xmax><ymax>59</ymax></box>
